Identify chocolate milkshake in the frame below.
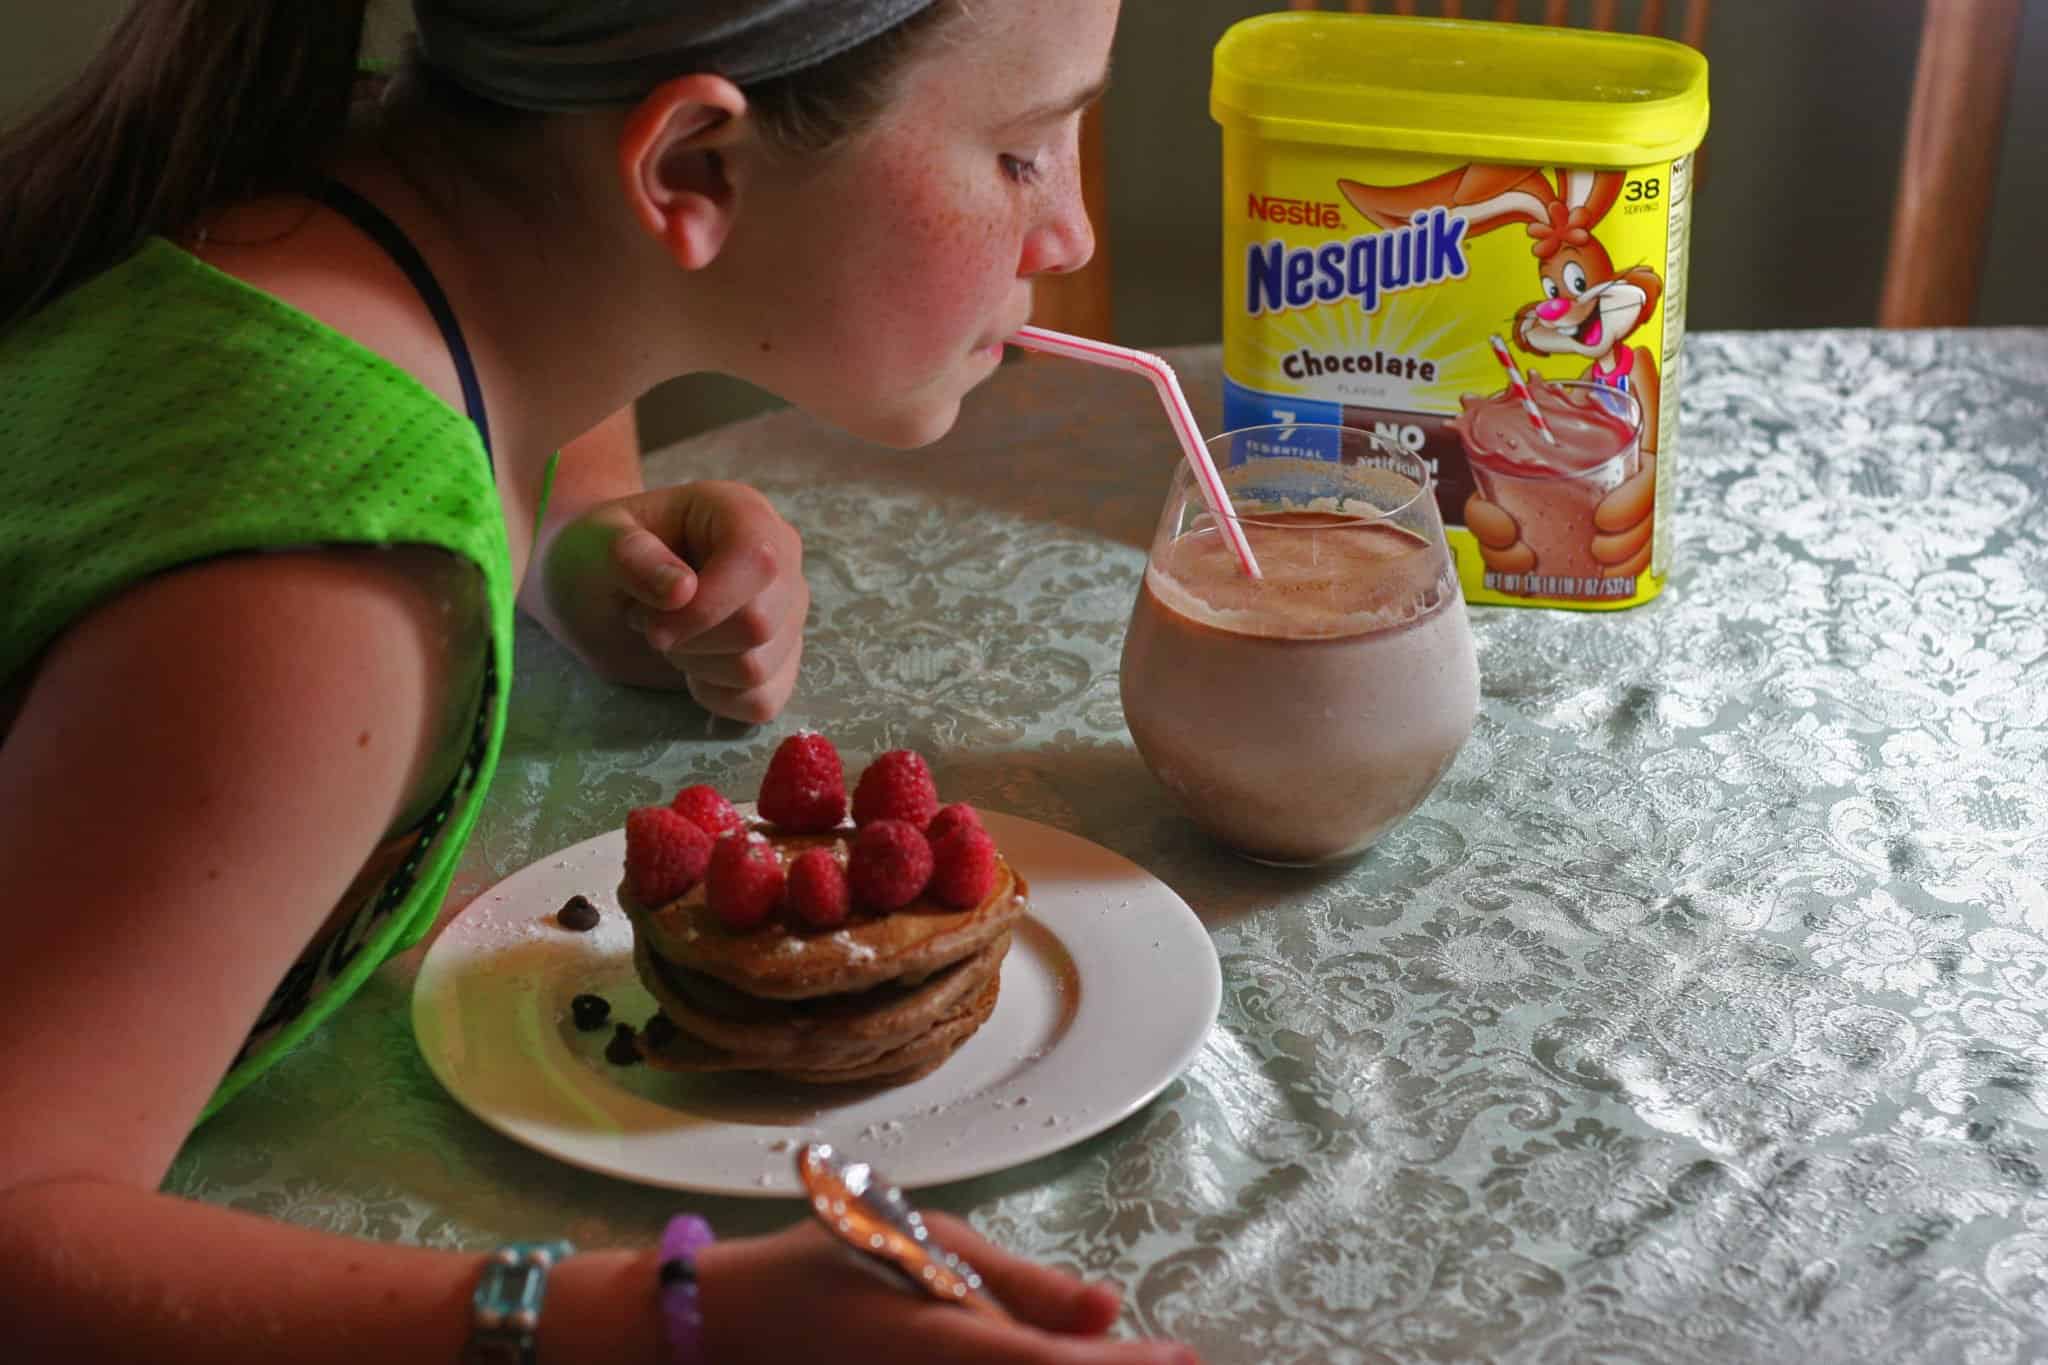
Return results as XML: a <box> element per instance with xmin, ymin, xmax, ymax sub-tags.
<box><xmin>1456</xmin><ymin>377</ymin><xmax>1640</xmax><ymax>593</ymax></box>
<box><xmin>1120</xmin><ymin>475</ymin><xmax>1479</xmax><ymax>865</ymax></box>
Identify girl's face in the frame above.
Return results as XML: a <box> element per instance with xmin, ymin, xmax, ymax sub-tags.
<box><xmin>715</xmin><ymin>0</ymin><xmax>1120</xmax><ymax>447</ymax></box>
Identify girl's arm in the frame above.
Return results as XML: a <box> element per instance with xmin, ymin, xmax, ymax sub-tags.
<box><xmin>2</xmin><ymin>1179</ymin><xmax>662</xmax><ymax>1363</ymax></box>
<box><xmin>0</xmin><ymin>546</ymin><xmax>664</xmax><ymax>1360</ymax></box>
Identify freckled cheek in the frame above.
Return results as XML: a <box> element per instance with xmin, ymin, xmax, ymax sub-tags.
<box><xmin>868</xmin><ymin>207</ymin><xmax>1014</xmax><ymax>340</ymax></box>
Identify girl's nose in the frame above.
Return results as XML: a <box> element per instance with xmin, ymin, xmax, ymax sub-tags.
<box><xmin>1019</xmin><ymin>144</ymin><xmax>1097</xmax><ymax>278</ymax></box>
<box><xmin>1020</xmin><ymin>199</ymin><xmax>1095</xmax><ymax>279</ymax></box>
<box><xmin>1537</xmin><ymin>296</ymin><xmax>1572</xmax><ymax>321</ymax></box>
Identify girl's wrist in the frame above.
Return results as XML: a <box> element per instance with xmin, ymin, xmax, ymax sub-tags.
<box><xmin>531</xmin><ymin>1245</ymin><xmax>667</xmax><ymax>1363</ymax></box>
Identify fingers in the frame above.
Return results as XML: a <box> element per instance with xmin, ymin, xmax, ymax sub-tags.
<box><xmin>651</xmin><ymin>569</ymin><xmax>808</xmax><ymax>666</ymax></box>
<box><xmin>609</xmin><ymin>527</ymin><xmax>697</xmax><ymax>611</ymax></box>
<box><xmin>696</xmin><ymin>1219</ymin><xmax>1201</xmax><ymax>1365</ymax></box>
<box><xmin>641</xmin><ymin>571</ymin><xmax>807</xmax><ymax>695</ymax></box>
<box><xmin>920</xmin><ymin>1212</ymin><xmax>1121</xmax><ymax>1336</ymax></box>
<box><xmin>657</xmin><ymin>531</ymin><xmax>799</xmax><ymax>648</ymax></box>
<box><xmin>686</xmin><ymin>632</ymin><xmax>803</xmax><ymax>725</ymax></box>
<box><xmin>617</xmin><ymin>482</ymin><xmax>810</xmax><ymax>720</ymax></box>
<box><xmin>903</xmin><ymin>1309</ymin><xmax>1202</xmax><ymax>1365</ymax></box>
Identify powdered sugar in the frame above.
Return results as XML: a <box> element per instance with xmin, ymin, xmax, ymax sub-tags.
<box><xmin>829</xmin><ymin>930</ymin><xmax>878</xmax><ymax>963</ymax></box>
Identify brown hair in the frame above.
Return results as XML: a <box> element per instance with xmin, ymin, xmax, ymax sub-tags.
<box><xmin>0</xmin><ymin>3</ymin><xmax>372</xmax><ymax>330</ymax></box>
<box><xmin>0</xmin><ymin>0</ymin><xmax>961</xmax><ymax>331</ymax></box>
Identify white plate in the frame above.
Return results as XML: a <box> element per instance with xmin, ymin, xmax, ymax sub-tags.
<box><xmin>412</xmin><ymin>810</ymin><xmax>1220</xmax><ymax>1196</ymax></box>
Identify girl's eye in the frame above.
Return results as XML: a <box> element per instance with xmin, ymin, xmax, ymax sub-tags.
<box><xmin>1000</xmin><ymin>154</ymin><xmax>1042</xmax><ymax>185</ymax></box>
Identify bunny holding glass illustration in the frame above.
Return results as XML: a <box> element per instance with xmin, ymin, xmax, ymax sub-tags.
<box><xmin>1342</xmin><ymin>166</ymin><xmax>1660</xmax><ymax>582</ymax></box>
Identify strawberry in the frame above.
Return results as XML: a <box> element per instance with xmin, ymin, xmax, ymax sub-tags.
<box><xmin>926</xmin><ymin>802</ymin><xmax>984</xmax><ymax>846</ymax></box>
<box><xmin>786</xmin><ymin>847</ymin><xmax>852</xmax><ymax>929</ymax></box>
<box><xmin>623</xmin><ymin>806</ymin><xmax>713</xmax><ymax>906</ymax></box>
<box><xmin>706</xmin><ymin>833</ymin><xmax>786</xmax><ymax>931</ymax></box>
<box><xmin>847</xmin><ymin>819</ymin><xmax>934</xmax><ymax>912</ymax></box>
<box><xmin>929</xmin><ymin>823</ymin><xmax>998</xmax><ymax>909</ymax></box>
<box><xmin>758</xmin><ymin>732</ymin><xmax>847</xmax><ymax>833</ymax></box>
<box><xmin>852</xmin><ymin>749</ymin><xmax>940</xmax><ymax>829</ymax></box>
<box><xmin>670</xmin><ymin>783</ymin><xmax>744</xmax><ymax>840</ymax></box>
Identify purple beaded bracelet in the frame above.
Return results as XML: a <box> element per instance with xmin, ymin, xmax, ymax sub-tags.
<box><xmin>657</xmin><ymin>1214</ymin><xmax>717</xmax><ymax>1365</ymax></box>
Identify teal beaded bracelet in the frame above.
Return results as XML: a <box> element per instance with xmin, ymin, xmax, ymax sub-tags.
<box><xmin>462</xmin><ymin>1239</ymin><xmax>575</xmax><ymax>1365</ymax></box>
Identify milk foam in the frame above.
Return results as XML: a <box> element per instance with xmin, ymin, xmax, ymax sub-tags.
<box><xmin>1146</xmin><ymin>514</ymin><xmax>1453</xmax><ymax>639</ymax></box>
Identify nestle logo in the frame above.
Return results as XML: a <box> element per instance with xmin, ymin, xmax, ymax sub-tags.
<box><xmin>1247</xmin><ymin>194</ymin><xmax>1344</xmax><ymax>229</ymax></box>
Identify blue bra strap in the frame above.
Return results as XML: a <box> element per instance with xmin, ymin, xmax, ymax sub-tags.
<box><xmin>310</xmin><ymin>179</ymin><xmax>494</xmax><ymax>464</ymax></box>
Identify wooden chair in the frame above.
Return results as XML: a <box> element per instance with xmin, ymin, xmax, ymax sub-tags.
<box><xmin>1880</xmin><ymin>0</ymin><xmax>2023</xmax><ymax>327</ymax></box>
<box><xmin>1029</xmin><ymin>0</ymin><xmax>2019</xmax><ymax>338</ymax></box>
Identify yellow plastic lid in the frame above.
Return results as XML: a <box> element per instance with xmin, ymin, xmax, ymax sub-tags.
<box><xmin>1212</xmin><ymin>12</ymin><xmax>1709</xmax><ymax>166</ymax></box>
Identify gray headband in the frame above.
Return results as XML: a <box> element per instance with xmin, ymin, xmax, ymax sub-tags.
<box><xmin>414</xmin><ymin>0</ymin><xmax>943</xmax><ymax>113</ymax></box>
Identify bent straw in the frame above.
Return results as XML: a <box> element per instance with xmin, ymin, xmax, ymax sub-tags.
<box><xmin>1009</xmin><ymin>325</ymin><xmax>1261</xmax><ymax>579</ymax></box>
<box><xmin>1487</xmin><ymin>334</ymin><xmax>1560</xmax><ymax>446</ymax></box>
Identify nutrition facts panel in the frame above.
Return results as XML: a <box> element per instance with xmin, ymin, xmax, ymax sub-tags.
<box><xmin>1652</xmin><ymin>152</ymin><xmax>1693</xmax><ymax>581</ymax></box>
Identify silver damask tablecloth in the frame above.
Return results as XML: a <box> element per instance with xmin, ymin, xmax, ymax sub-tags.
<box><xmin>171</xmin><ymin>331</ymin><xmax>2048</xmax><ymax>1363</ymax></box>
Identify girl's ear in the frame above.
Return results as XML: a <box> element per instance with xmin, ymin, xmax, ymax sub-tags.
<box><xmin>617</xmin><ymin>74</ymin><xmax>751</xmax><ymax>270</ymax></box>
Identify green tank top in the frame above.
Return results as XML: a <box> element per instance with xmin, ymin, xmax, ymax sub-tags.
<box><xmin>0</xmin><ymin>239</ymin><xmax>520</xmax><ymax>1122</ymax></box>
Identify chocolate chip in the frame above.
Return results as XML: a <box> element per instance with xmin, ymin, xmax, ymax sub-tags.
<box><xmin>571</xmin><ymin>993</ymin><xmax>611</xmax><ymax>1031</ymax></box>
<box><xmin>556</xmin><ymin>895</ymin><xmax>601</xmax><ymax>931</ymax></box>
<box><xmin>642</xmin><ymin>1013</ymin><xmax>679</xmax><ymax>1049</ymax></box>
<box><xmin>605</xmin><ymin>1022</ymin><xmax>641</xmax><ymax>1066</ymax></box>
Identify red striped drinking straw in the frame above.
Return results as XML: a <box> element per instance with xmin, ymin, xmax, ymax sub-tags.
<box><xmin>1009</xmin><ymin>325</ymin><xmax>1261</xmax><ymax>579</ymax></box>
<box><xmin>1487</xmin><ymin>334</ymin><xmax>1559</xmax><ymax>446</ymax></box>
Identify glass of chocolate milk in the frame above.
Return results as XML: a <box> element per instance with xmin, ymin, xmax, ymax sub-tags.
<box><xmin>1456</xmin><ymin>378</ymin><xmax>1643</xmax><ymax>595</ymax></box>
<box><xmin>1119</xmin><ymin>425</ymin><xmax>1479</xmax><ymax>865</ymax></box>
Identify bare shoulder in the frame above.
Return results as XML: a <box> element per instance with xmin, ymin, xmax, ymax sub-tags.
<box><xmin>186</xmin><ymin>192</ymin><xmax>466</xmax><ymax>419</ymax></box>
<box><xmin>0</xmin><ymin>546</ymin><xmax>485</xmax><ymax>1190</ymax></box>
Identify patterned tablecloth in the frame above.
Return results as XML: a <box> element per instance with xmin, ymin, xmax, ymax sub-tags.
<box><xmin>172</xmin><ymin>331</ymin><xmax>2048</xmax><ymax>1363</ymax></box>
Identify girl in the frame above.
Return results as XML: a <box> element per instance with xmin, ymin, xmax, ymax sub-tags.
<box><xmin>0</xmin><ymin>2</ymin><xmax>1197</xmax><ymax>1361</ymax></box>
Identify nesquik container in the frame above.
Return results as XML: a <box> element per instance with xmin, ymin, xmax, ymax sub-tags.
<box><xmin>1211</xmin><ymin>13</ymin><xmax>1709</xmax><ymax>609</ymax></box>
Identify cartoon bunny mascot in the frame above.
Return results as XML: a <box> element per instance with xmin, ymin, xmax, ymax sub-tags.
<box><xmin>1340</xmin><ymin>165</ymin><xmax>1660</xmax><ymax>581</ymax></box>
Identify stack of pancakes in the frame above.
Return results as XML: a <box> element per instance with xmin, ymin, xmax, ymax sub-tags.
<box><xmin>621</xmin><ymin>823</ymin><xmax>1027</xmax><ymax>1085</ymax></box>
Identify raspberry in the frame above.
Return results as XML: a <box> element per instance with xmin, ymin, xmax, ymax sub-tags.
<box><xmin>926</xmin><ymin>802</ymin><xmax>984</xmax><ymax>846</ymax></box>
<box><xmin>758</xmin><ymin>733</ymin><xmax>847</xmax><ymax>833</ymax></box>
<box><xmin>847</xmin><ymin>819</ymin><xmax>934</xmax><ymax>912</ymax></box>
<box><xmin>671</xmin><ymin>784</ymin><xmax>744</xmax><ymax>840</ymax></box>
<box><xmin>706</xmin><ymin>833</ymin><xmax>786</xmax><ymax>931</ymax></box>
<box><xmin>786</xmin><ymin>847</ymin><xmax>851</xmax><ymax>929</ymax></box>
<box><xmin>852</xmin><ymin>749</ymin><xmax>940</xmax><ymax>829</ymax></box>
<box><xmin>624</xmin><ymin>806</ymin><xmax>713</xmax><ymax>906</ymax></box>
<box><xmin>929</xmin><ymin>823</ymin><xmax>998</xmax><ymax>909</ymax></box>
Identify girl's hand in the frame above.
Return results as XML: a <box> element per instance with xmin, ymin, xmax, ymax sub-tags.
<box><xmin>535</xmin><ymin>479</ymin><xmax>808</xmax><ymax>722</ymax></box>
<box><xmin>695</xmin><ymin>1214</ymin><xmax>1201</xmax><ymax>1365</ymax></box>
